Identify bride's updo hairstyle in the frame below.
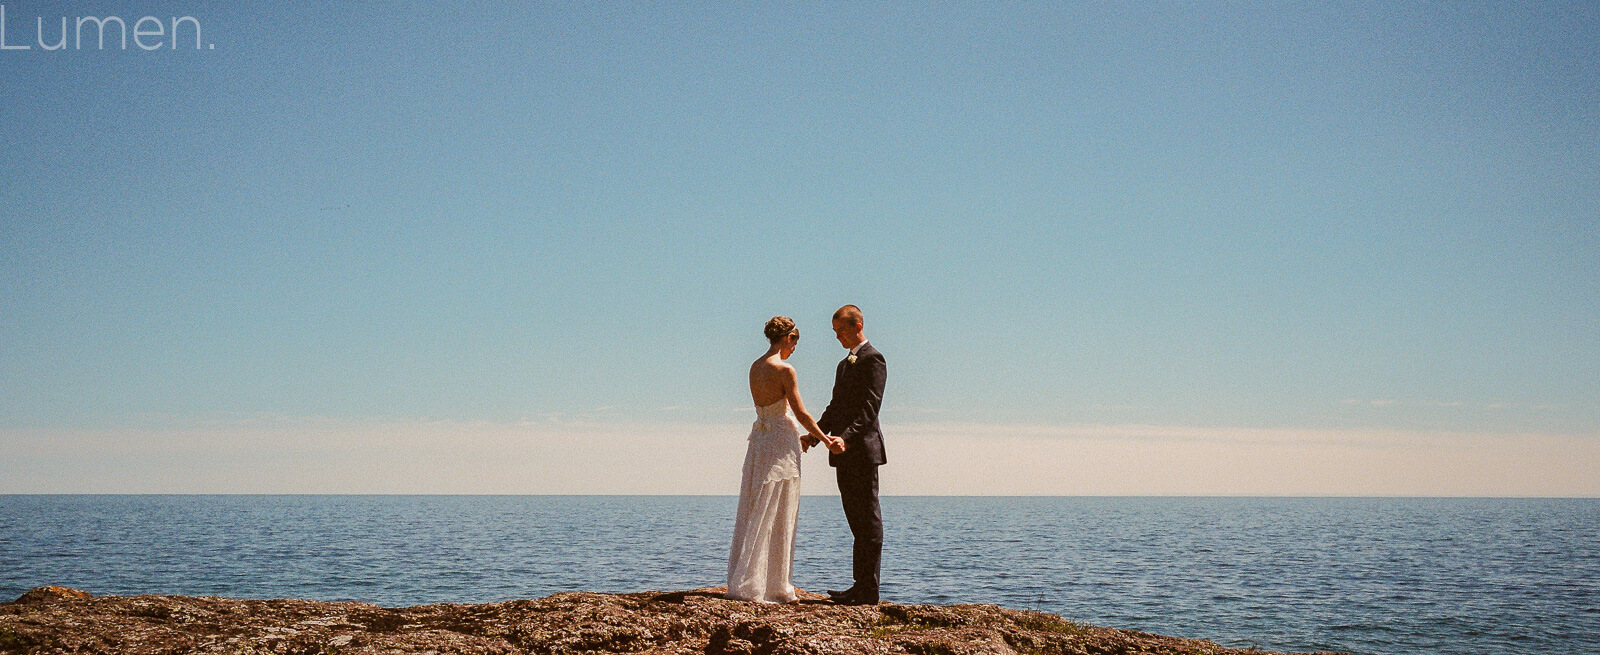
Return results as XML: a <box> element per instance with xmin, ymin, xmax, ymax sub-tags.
<box><xmin>764</xmin><ymin>316</ymin><xmax>798</xmax><ymax>344</ymax></box>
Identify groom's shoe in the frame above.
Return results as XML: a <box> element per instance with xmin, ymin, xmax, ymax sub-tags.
<box><xmin>836</xmin><ymin>589</ymin><xmax>879</xmax><ymax>606</ymax></box>
<box><xmin>828</xmin><ymin>587</ymin><xmax>879</xmax><ymax>605</ymax></box>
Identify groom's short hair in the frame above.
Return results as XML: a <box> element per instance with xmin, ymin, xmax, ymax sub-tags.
<box><xmin>833</xmin><ymin>304</ymin><xmax>864</xmax><ymax>327</ymax></box>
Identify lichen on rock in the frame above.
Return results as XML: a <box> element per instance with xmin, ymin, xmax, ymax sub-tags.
<box><xmin>0</xmin><ymin>586</ymin><xmax>1347</xmax><ymax>655</ymax></box>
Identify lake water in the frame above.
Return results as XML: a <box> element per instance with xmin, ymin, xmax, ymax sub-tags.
<box><xmin>1</xmin><ymin>495</ymin><xmax>1595</xmax><ymax>655</ymax></box>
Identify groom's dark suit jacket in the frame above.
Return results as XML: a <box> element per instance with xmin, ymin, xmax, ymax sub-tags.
<box><xmin>817</xmin><ymin>342</ymin><xmax>887</xmax><ymax>467</ymax></box>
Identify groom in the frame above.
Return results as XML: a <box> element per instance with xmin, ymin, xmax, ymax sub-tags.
<box><xmin>809</xmin><ymin>304</ymin><xmax>887</xmax><ymax>605</ymax></box>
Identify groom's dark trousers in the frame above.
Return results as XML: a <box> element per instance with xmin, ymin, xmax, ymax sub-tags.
<box><xmin>817</xmin><ymin>342</ymin><xmax>887</xmax><ymax>597</ymax></box>
<box><xmin>836</xmin><ymin>462</ymin><xmax>882</xmax><ymax>593</ymax></box>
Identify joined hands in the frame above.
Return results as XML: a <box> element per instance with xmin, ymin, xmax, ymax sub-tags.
<box><xmin>802</xmin><ymin>433</ymin><xmax>847</xmax><ymax>454</ymax></box>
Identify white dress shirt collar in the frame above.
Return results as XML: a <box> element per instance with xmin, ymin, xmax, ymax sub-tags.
<box><xmin>849</xmin><ymin>340</ymin><xmax>869</xmax><ymax>357</ymax></box>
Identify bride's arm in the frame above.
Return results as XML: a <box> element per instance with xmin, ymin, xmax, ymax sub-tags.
<box><xmin>784</xmin><ymin>367</ymin><xmax>843</xmax><ymax>451</ymax></box>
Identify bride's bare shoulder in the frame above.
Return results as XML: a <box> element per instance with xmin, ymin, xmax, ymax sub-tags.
<box><xmin>751</xmin><ymin>358</ymin><xmax>797</xmax><ymax>386</ymax></box>
<box><xmin>750</xmin><ymin>354</ymin><xmax>786</xmax><ymax>373</ymax></box>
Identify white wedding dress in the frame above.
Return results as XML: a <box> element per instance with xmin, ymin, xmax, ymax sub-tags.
<box><xmin>725</xmin><ymin>398</ymin><xmax>803</xmax><ymax>603</ymax></box>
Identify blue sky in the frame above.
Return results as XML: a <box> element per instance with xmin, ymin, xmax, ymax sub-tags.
<box><xmin>2</xmin><ymin>2</ymin><xmax>1596</xmax><ymax>493</ymax></box>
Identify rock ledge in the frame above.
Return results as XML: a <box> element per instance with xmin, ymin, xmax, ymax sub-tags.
<box><xmin>0</xmin><ymin>586</ymin><xmax>1345</xmax><ymax>655</ymax></box>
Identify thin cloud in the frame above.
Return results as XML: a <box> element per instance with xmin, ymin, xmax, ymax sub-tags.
<box><xmin>3</xmin><ymin>418</ymin><xmax>1595</xmax><ymax>496</ymax></box>
<box><xmin>887</xmin><ymin>421</ymin><xmax>1585</xmax><ymax>448</ymax></box>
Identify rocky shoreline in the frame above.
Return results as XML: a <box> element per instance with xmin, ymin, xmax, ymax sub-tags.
<box><xmin>1</xmin><ymin>585</ymin><xmax>1344</xmax><ymax>655</ymax></box>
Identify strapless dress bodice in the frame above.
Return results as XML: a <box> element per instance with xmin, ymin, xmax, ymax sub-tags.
<box><xmin>745</xmin><ymin>398</ymin><xmax>801</xmax><ymax>485</ymax></box>
<box><xmin>755</xmin><ymin>399</ymin><xmax>790</xmax><ymax>422</ymax></box>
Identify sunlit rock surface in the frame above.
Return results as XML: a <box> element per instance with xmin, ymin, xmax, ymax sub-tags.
<box><xmin>0</xmin><ymin>586</ymin><xmax>1346</xmax><ymax>654</ymax></box>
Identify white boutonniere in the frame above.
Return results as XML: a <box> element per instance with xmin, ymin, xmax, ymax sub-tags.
<box><xmin>847</xmin><ymin>354</ymin><xmax>858</xmax><ymax>364</ymax></box>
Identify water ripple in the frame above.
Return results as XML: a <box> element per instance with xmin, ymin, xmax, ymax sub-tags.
<box><xmin>0</xmin><ymin>496</ymin><xmax>1595</xmax><ymax>655</ymax></box>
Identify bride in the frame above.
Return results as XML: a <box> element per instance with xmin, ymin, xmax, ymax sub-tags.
<box><xmin>726</xmin><ymin>316</ymin><xmax>843</xmax><ymax>603</ymax></box>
